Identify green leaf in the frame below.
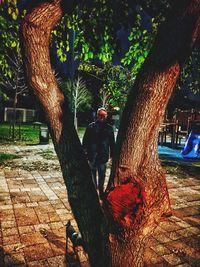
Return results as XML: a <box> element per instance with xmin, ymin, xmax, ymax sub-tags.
<box><xmin>12</xmin><ymin>12</ymin><xmax>17</xmax><ymax>20</ymax></box>
<box><xmin>11</xmin><ymin>41</ymin><xmax>16</xmax><ymax>47</ymax></box>
<box><xmin>8</xmin><ymin>7</ymin><xmax>12</xmax><ymax>14</ymax></box>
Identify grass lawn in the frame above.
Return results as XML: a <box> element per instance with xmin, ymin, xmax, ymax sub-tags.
<box><xmin>0</xmin><ymin>123</ymin><xmax>86</xmax><ymax>144</ymax></box>
<box><xmin>0</xmin><ymin>122</ymin><xmax>40</xmax><ymax>144</ymax></box>
<box><xmin>0</xmin><ymin>153</ymin><xmax>21</xmax><ymax>164</ymax></box>
<box><xmin>161</xmin><ymin>159</ymin><xmax>200</xmax><ymax>179</ymax></box>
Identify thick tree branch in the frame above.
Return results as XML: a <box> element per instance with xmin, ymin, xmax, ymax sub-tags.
<box><xmin>105</xmin><ymin>2</ymin><xmax>200</xmax><ymax>264</ymax></box>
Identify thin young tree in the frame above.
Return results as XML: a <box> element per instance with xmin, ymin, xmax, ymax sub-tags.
<box><xmin>62</xmin><ymin>76</ymin><xmax>92</xmax><ymax>130</ymax></box>
<box><xmin>0</xmin><ymin>53</ymin><xmax>28</xmax><ymax>140</ymax></box>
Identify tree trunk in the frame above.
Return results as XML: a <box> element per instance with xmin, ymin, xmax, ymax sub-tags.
<box><xmin>21</xmin><ymin>1</ymin><xmax>108</xmax><ymax>266</ymax></box>
<box><xmin>12</xmin><ymin>89</ymin><xmax>18</xmax><ymax>141</ymax></box>
<box><xmin>106</xmin><ymin>1</ymin><xmax>200</xmax><ymax>265</ymax></box>
<box><xmin>20</xmin><ymin>0</ymin><xmax>200</xmax><ymax>266</ymax></box>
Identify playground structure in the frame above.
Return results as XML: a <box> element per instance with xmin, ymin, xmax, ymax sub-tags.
<box><xmin>181</xmin><ymin>120</ymin><xmax>200</xmax><ymax>159</ymax></box>
<box><xmin>159</xmin><ymin>109</ymin><xmax>200</xmax><ymax>149</ymax></box>
<box><xmin>182</xmin><ymin>131</ymin><xmax>200</xmax><ymax>158</ymax></box>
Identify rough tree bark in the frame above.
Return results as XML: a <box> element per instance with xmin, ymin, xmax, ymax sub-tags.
<box><xmin>21</xmin><ymin>1</ymin><xmax>108</xmax><ymax>266</ymax></box>
<box><xmin>107</xmin><ymin>1</ymin><xmax>200</xmax><ymax>265</ymax></box>
<box><xmin>20</xmin><ymin>0</ymin><xmax>200</xmax><ymax>266</ymax></box>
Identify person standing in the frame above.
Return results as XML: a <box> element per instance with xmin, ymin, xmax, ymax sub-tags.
<box><xmin>82</xmin><ymin>107</ymin><xmax>115</xmax><ymax>199</ymax></box>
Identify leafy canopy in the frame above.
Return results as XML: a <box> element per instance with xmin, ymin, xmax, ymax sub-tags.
<box><xmin>1</xmin><ymin>0</ymin><xmax>199</xmax><ymax>96</ymax></box>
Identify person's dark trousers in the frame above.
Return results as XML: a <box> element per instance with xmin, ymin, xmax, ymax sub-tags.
<box><xmin>89</xmin><ymin>161</ymin><xmax>107</xmax><ymax>198</ymax></box>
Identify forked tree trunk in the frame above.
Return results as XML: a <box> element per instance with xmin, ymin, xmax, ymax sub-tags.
<box><xmin>21</xmin><ymin>0</ymin><xmax>200</xmax><ymax>266</ymax></box>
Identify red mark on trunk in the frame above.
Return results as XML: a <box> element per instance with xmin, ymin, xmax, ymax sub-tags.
<box><xmin>106</xmin><ymin>180</ymin><xmax>146</xmax><ymax>227</ymax></box>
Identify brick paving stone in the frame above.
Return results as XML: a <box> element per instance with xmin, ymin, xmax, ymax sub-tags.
<box><xmin>51</xmin><ymin>202</ymin><xmax>66</xmax><ymax>209</ymax></box>
<box><xmin>49</xmin><ymin>222</ymin><xmax>64</xmax><ymax>231</ymax></box>
<box><xmin>1</xmin><ymin>209</ymin><xmax>15</xmax><ymax>221</ymax></box>
<box><xmin>28</xmin><ymin>191</ymin><xmax>48</xmax><ymax>202</ymax></box>
<box><xmin>26</xmin><ymin>259</ymin><xmax>49</xmax><ymax>267</ymax></box>
<box><xmin>3</xmin><ymin>235</ymin><xmax>21</xmax><ymax>246</ymax></box>
<box><xmin>4</xmin><ymin>243</ymin><xmax>23</xmax><ymax>254</ymax></box>
<box><xmin>1</xmin><ymin>220</ymin><xmax>16</xmax><ymax>228</ymax></box>
<box><xmin>0</xmin><ymin>193</ymin><xmax>11</xmax><ymax>199</ymax></box>
<box><xmin>23</xmin><ymin>243</ymin><xmax>54</xmax><ymax>262</ymax></box>
<box><xmin>184</xmin><ymin>194</ymin><xmax>200</xmax><ymax>202</ymax></box>
<box><xmin>48</xmin><ymin>212</ymin><xmax>60</xmax><ymax>222</ymax></box>
<box><xmin>144</xmin><ymin>247</ymin><xmax>168</xmax><ymax>266</ymax></box>
<box><xmin>20</xmin><ymin>188</ymin><xmax>31</xmax><ymax>192</ymax></box>
<box><xmin>37</xmin><ymin>201</ymin><xmax>53</xmax><ymax>207</ymax></box>
<box><xmin>13</xmin><ymin>203</ymin><xmax>27</xmax><ymax>209</ymax></box>
<box><xmin>36</xmin><ymin>213</ymin><xmax>50</xmax><ymax>224</ymax></box>
<box><xmin>2</xmin><ymin>227</ymin><xmax>19</xmax><ymax>237</ymax></box>
<box><xmin>172</xmin><ymin>203</ymin><xmax>189</xmax><ymax>209</ymax></box>
<box><xmin>21</xmin><ymin>232</ymin><xmax>48</xmax><ymax>246</ymax></box>
<box><xmin>182</xmin><ymin>179</ymin><xmax>200</xmax><ymax>187</ymax></box>
<box><xmin>50</xmin><ymin>228</ymin><xmax>66</xmax><ymax>239</ymax></box>
<box><xmin>7</xmin><ymin>180</ymin><xmax>23</xmax><ymax>188</ymax></box>
<box><xmin>186</xmin><ymin>201</ymin><xmax>200</xmax><ymax>208</ymax></box>
<box><xmin>147</xmin><ymin>237</ymin><xmax>161</xmax><ymax>247</ymax></box>
<box><xmin>48</xmin><ymin>195</ymin><xmax>59</xmax><ymax>201</ymax></box>
<box><xmin>49</xmin><ymin>238</ymin><xmax>66</xmax><ymax>256</ymax></box>
<box><xmin>22</xmin><ymin>179</ymin><xmax>38</xmax><ymax>185</ymax></box>
<box><xmin>47</xmin><ymin>255</ymin><xmax>66</xmax><ymax>267</ymax></box>
<box><xmin>181</xmin><ymin>236</ymin><xmax>200</xmax><ymax>252</ymax></box>
<box><xmin>56</xmin><ymin>209</ymin><xmax>68</xmax><ymax>215</ymax></box>
<box><xmin>191</xmin><ymin>185</ymin><xmax>200</xmax><ymax>191</ymax></box>
<box><xmin>165</xmin><ymin>239</ymin><xmax>200</xmax><ymax>265</ymax></box>
<box><xmin>177</xmin><ymin>228</ymin><xmax>199</xmax><ymax>238</ymax></box>
<box><xmin>154</xmin><ymin>232</ymin><xmax>172</xmax><ymax>243</ymax></box>
<box><xmin>0</xmin><ymin>204</ymin><xmax>13</xmax><ymax>210</ymax></box>
<box><xmin>34</xmin><ymin>224</ymin><xmax>51</xmax><ymax>232</ymax></box>
<box><xmin>167</xmin><ymin>231</ymin><xmax>183</xmax><ymax>241</ymax></box>
<box><xmin>0</xmin><ymin>199</ymin><xmax>12</xmax><ymax>205</ymax></box>
<box><xmin>176</xmin><ymin>221</ymin><xmax>193</xmax><ymax>228</ymax></box>
<box><xmin>35</xmin><ymin>205</ymin><xmax>60</xmax><ymax>223</ymax></box>
<box><xmin>34</xmin><ymin>204</ymin><xmax>54</xmax><ymax>214</ymax></box>
<box><xmin>10</xmin><ymin>192</ymin><xmax>31</xmax><ymax>204</ymax></box>
<box><xmin>188</xmin><ymin>226</ymin><xmax>200</xmax><ymax>235</ymax></box>
<box><xmin>18</xmin><ymin>226</ymin><xmax>35</xmax><ymax>235</ymax></box>
<box><xmin>59</xmin><ymin>213</ymin><xmax>73</xmax><ymax>222</ymax></box>
<box><xmin>159</xmin><ymin>221</ymin><xmax>184</xmax><ymax>232</ymax></box>
<box><xmin>31</xmin><ymin>188</ymin><xmax>42</xmax><ymax>192</ymax></box>
<box><xmin>42</xmin><ymin>175</ymin><xmax>52</xmax><ymax>179</ymax></box>
<box><xmin>10</xmin><ymin>189</ymin><xmax>21</xmax><ymax>192</ymax></box>
<box><xmin>15</xmin><ymin>208</ymin><xmax>39</xmax><ymax>226</ymax></box>
<box><xmin>182</xmin><ymin>216</ymin><xmax>200</xmax><ymax>228</ymax></box>
<box><xmin>26</xmin><ymin>202</ymin><xmax>39</xmax><ymax>207</ymax></box>
<box><xmin>173</xmin><ymin>207</ymin><xmax>200</xmax><ymax>219</ymax></box>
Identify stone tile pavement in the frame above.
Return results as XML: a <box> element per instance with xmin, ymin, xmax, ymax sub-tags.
<box><xmin>0</xmin><ymin>144</ymin><xmax>200</xmax><ymax>266</ymax></box>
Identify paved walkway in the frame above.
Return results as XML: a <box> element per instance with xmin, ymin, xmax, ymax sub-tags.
<box><xmin>0</xmin><ymin>144</ymin><xmax>200</xmax><ymax>266</ymax></box>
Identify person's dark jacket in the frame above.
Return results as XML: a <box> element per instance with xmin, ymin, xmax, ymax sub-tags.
<box><xmin>82</xmin><ymin>120</ymin><xmax>115</xmax><ymax>163</ymax></box>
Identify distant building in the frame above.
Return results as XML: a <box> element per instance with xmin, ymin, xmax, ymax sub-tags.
<box><xmin>4</xmin><ymin>107</ymin><xmax>36</xmax><ymax>123</ymax></box>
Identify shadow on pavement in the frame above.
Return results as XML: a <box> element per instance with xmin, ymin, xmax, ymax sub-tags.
<box><xmin>158</xmin><ymin>146</ymin><xmax>200</xmax><ymax>179</ymax></box>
